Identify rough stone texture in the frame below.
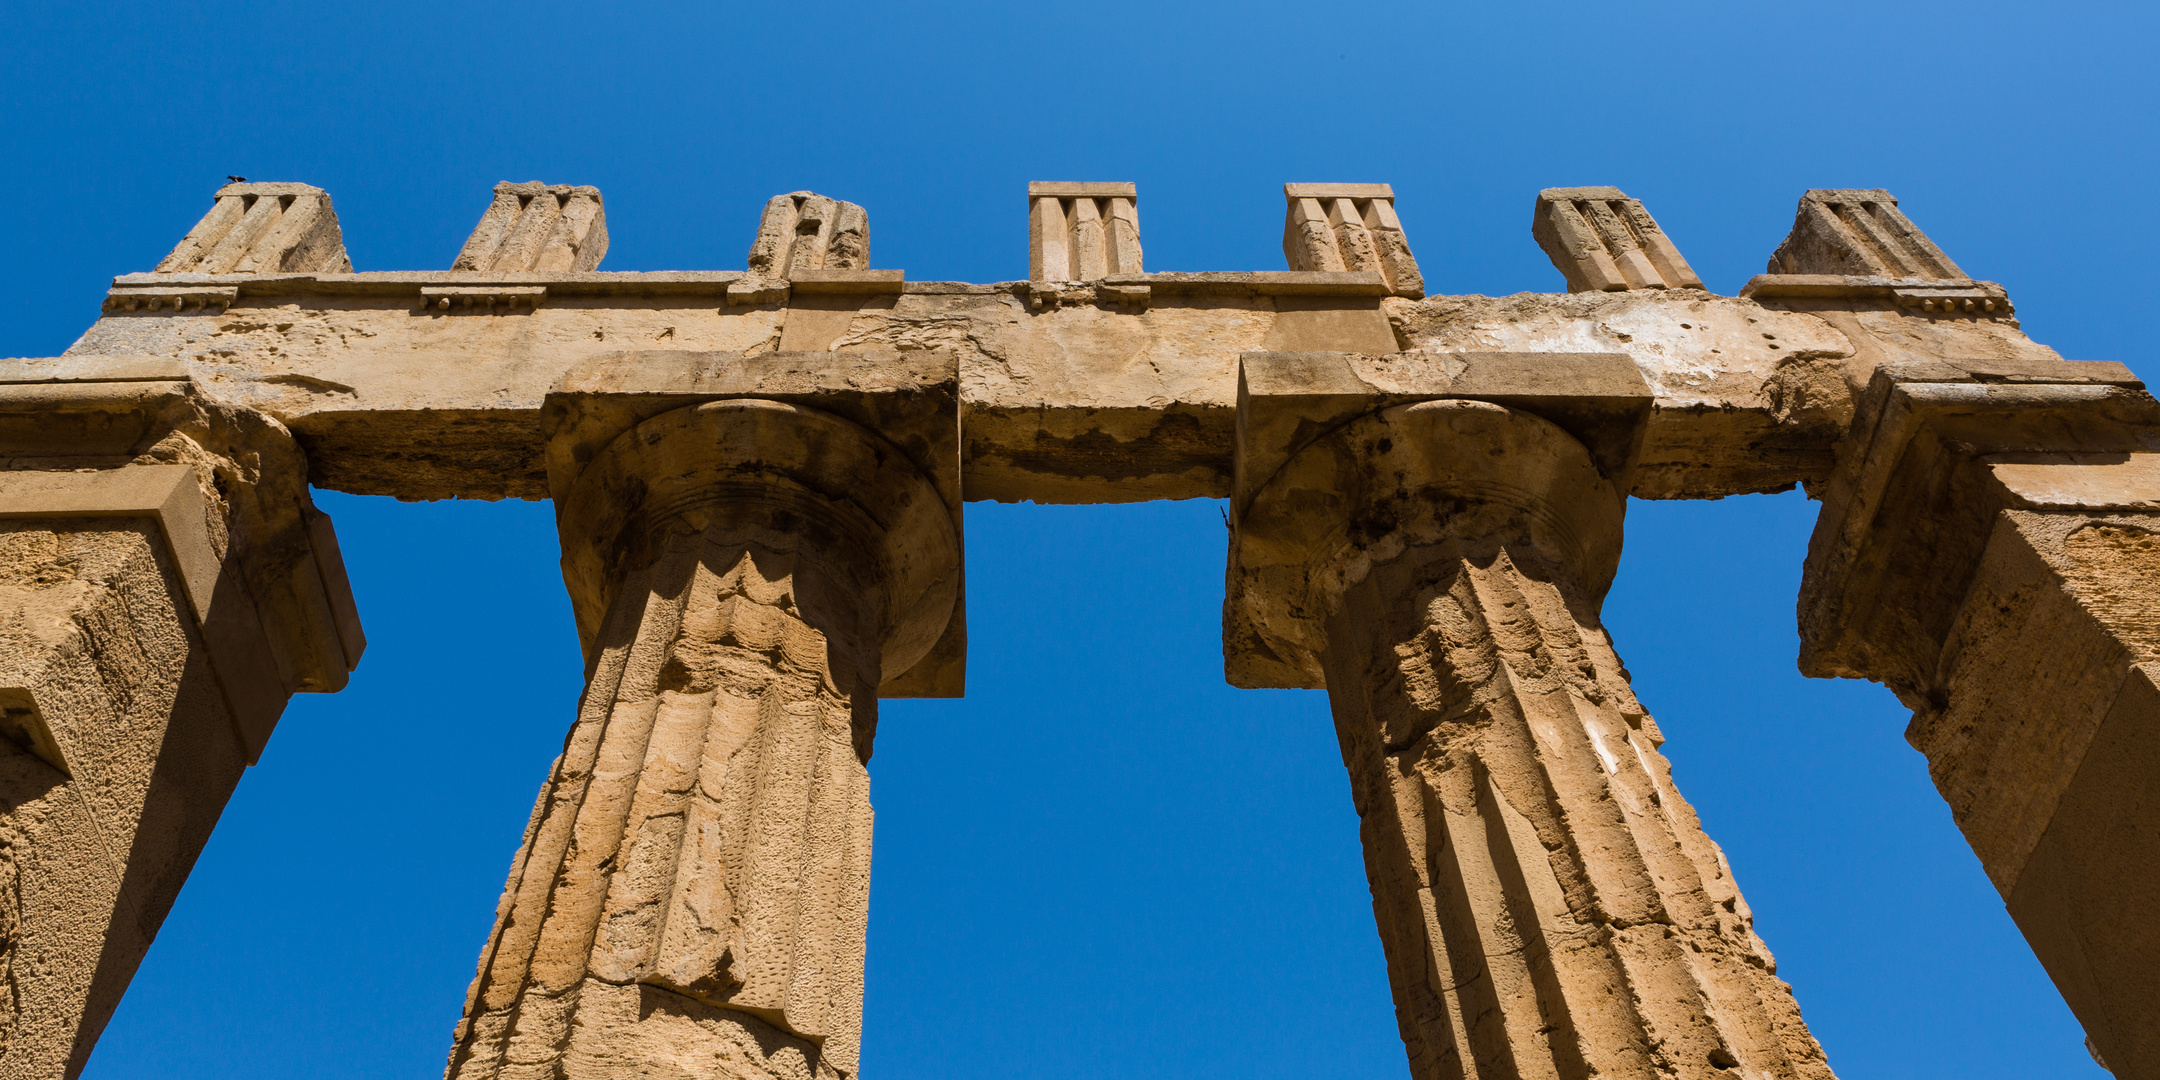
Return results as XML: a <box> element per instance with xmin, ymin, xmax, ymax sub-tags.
<box><xmin>1028</xmin><ymin>182</ymin><xmax>1142</xmax><ymax>281</ymax></box>
<box><xmin>1227</xmin><ymin>391</ymin><xmax>1834</xmax><ymax>1080</ymax></box>
<box><xmin>1532</xmin><ymin>187</ymin><xmax>1702</xmax><ymax>293</ymax></box>
<box><xmin>155</xmin><ymin>182</ymin><xmax>352</xmax><ymax>275</ymax></box>
<box><xmin>454</xmin><ymin>182</ymin><xmax>609</xmax><ymax>273</ymax></box>
<box><xmin>1283</xmin><ymin>183</ymin><xmax>1423</xmax><ymax>297</ymax></box>
<box><xmin>749</xmin><ymin>193</ymin><xmax>870</xmax><ymax>280</ymax></box>
<box><xmin>1768</xmin><ymin>189</ymin><xmax>1964</xmax><ymax>280</ymax></box>
<box><xmin>28</xmin><ymin>178</ymin><xmax>2157</xmax><ymax>1079</ymax></box>
<box><xmin>0</xmin><ymin>358</ymin><xmax>361</xmax><ymax>1079</ymax></box>
<box><xmin>57</xmin><ymin>271</ymin><xmax>2042</xmax><ymax>505</ymax></box>
<box><xmin>1796</xmin><ymin>358</ymin><xmax>2160</xmax><ymax>1079</ymax></box>
<box><xmin>449</xmin><ymin>376</ymin><xmax>959</xmax><ymax>1079</ymax></box>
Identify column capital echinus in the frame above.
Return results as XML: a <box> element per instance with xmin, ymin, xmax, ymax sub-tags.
<box><xmin>1225</xmin><ymin>348</ymin><xmax>1648</xmax><ymax>689</ymax></box>
<box><xmin>544</xmin><ymin>348</ymin><xmax>966</xmax><ymax>698</ymax></box>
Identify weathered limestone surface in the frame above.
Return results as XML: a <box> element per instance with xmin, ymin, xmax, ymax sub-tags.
<box><xmin>56</xmin><ymin>270</ymin><xmax>2054</xmax><ymax>505</ymax></box>
<box><xmin>0</xmin><ymin>357</ymin><xmax>361</xmax><ymax>1079</ymax></box>
<box><xmin>1533</xmin><ymin>187</ymin><xmax>1702</xmax><ymax>293</ymax></box>
<box><xmin>454</xmin><ymin>182</ymin><xmax>609</xmax><ymax>273</ymax></box>
<box><xmin>1283</xmin><ymin>183</ymin><xmax>1423</xmax><ymax>297</ymax></box>
<box><xmin>1227</xmin><ymin>359</ymin><xmax>1834</xmax><ymax>1079</ymax></box>
<box><xmin>155</xmin><ymin>182</ymin><xmax>351</xmax><ymax>277</ymax></box>
<box><xmin>29</xmin><ymin>177</ymin><xmax>2154</xmax><ymax>1079</ymax></box>
<box><xmin>448</xmin><ymin>357</ymin><xmax>959</xmax><ymax>1080</ymax></box>
<box><xmin>1029</xmin><ymin>182</ymin><xmax>1142</xmax><ymax>282</ymax></box>
<box><xmin>54</xmin><ymin>182</ymin><xmax>2069</xmax><ymax>509</ymax></box>
<box><xmin>1769</xmin><ymin>189</ymin><xmax>1964</xmax><ymax>280</ymax></box>
<box><xmin>1797</xmin><ymin>357</ymin><xmax>2160</xmax><ymax>1079</ymax></box>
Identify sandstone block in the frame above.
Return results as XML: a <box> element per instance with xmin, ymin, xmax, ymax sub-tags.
<box><xmin>1028</xmin><ymin>182</ymin><xmax>1142</xmax><ymax>281</ymax></box>
<box><xmin>154</xmin><ymin>181</ymin><xmax>351</xmax><ymax>274</ymax></box>
<box><xmin>1281</xmin><ymin>183</ymin><xmax>1422</xmax><ymax>297</ymax></box>
<box><xmin>1768</xmin><ymin>189</ymin><xmax>1965</xmax><ymax>279</ymax></box>
<box><xmin>1798</xmin><ymin>357</ymin><xmax>2160</xmax><ymax>1079</ymax></box>
<box><xmin>1532</xmin><ymin>186</ymin><xmax>1702</xmax><ymax>292</ymax></box>
<box><xmin>749</xmin><ymin>192</ymin><xmax>870</xmax><ymax>278</ymax></box>
<box><xmin>452</xmin><ymin>182</ymin><xmax>608</xmax><ymax>272</ymax></box>
<box><xmin>0</xmin><ymin>358</ymin><xmax>360</xmax><ymax>1079</ymax></box>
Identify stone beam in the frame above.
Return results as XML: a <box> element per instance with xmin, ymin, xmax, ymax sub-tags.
<box><xmin>0</xmin><ymin>357</ymin><xmax>362</xmax><ymax>1078</ymax></box>
<box><xmin>50</xmin><ymin>183</ymin><xmax>2063</xmax><ymax>507</ymax></box>
<box><xmin>1795</xmin><ymin>357</ymin><xmax>2160</xmax><ymax>1079</ymax></box>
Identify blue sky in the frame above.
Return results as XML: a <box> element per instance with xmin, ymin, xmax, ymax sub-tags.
<box><xmin>4</xmin><ymin>2</ymin><xmax>2153</xmax><ymax>1077</ymax></box>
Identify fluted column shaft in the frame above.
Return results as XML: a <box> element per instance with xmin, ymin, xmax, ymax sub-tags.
<box><xmin>1231</xmin><ymin>398</ymin><xmax>1834</xmax><ymax>1080</ymax></box>
<box><xmin>449</xmin><ymin>399</ymin><xmax>958</xmax><ymax>1080</ymax></box>
<box><xmin>1323</xmin><ymin>539</ymin><xmax>1830</xmax><ymax>1080</ymax></box>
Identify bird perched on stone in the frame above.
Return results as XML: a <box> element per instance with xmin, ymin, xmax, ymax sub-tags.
<box><xmin>227</xmin><ymin>175</ymin><xmax>247</xmax><ymax>183</ymax></box>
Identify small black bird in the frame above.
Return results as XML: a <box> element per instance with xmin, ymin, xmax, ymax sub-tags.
<box><xmin>226</xmin><ymin>175</ymin><xmax>247</xmax><ymax>183</ymax></box>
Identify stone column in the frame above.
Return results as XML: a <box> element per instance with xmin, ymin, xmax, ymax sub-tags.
<box><xmin>448</xmin><ymin>353</ymin><xmax>961</xmax><ymax>1080</ymax></box>
<box><xmin>1228</xmin><ymin>353</ymin><xmax>1835</xmax><ymax>1080</ymax></box>
<box><xmin>0</xmin><ymin>356</ymin><xmax>362</xmax><ymax>1079</ymax></box>
<box><xmin>1797</xmin><ymin>358</ymin><xmax>2160</xmax><ymax>1078</ymax></box>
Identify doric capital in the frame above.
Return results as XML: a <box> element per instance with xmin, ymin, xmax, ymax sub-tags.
<box><xmin>544</xmin><ymin>349</ymin><xmax>963</xmax><ymax>696</ymax></box>
<box><xmin>0</xmin><ymin>355</ymin><xmax>362</xmax><ymax>759</ymax></box>
<box><xmin>1797</xmin><ymin>356</ymin><xmax>2158</xmax><ymax>697</ymax></box>
<box><xmin>1225</xmin><ymin>350</ymin><xmax>1646</xmax><ymax>688</ymax></box>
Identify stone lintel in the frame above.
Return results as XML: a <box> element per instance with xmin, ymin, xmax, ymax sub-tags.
<box><xmin>544</xmin><ymin>349</ymin><xmax>963</xmax><ymax>697</ymax></box>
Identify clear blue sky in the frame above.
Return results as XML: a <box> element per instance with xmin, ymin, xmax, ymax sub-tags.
<box><xmin>4</xmin><ymin>3</ymin><xmax>2153</xmax><ymax>1077</ymax></box>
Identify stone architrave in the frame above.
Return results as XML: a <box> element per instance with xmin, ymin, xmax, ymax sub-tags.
<box><xmin>0</xmin><ymin>356</ymin><xmax>362</xmax><ymax>1079</ymax></box>
<box><xmin>1226</xmin><ymin>351</ymin><xmax>1837</xmax><ymax>1080</ymax></box>
<box><xmin>1796</xmin><ymin>357</ymin><xmax>2160</xmax><ymax>1079</ymax></box>
<box><xmin>445</xmin><ymin>351</ymin><xmax>961</xmax><ymax>1080</ymax></box>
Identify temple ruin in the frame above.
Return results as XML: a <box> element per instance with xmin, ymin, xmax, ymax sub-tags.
<box><xmin>0</xmin><ymin>176</ymin><xmax>2153</xmax><ymax>1079</ymax></box>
